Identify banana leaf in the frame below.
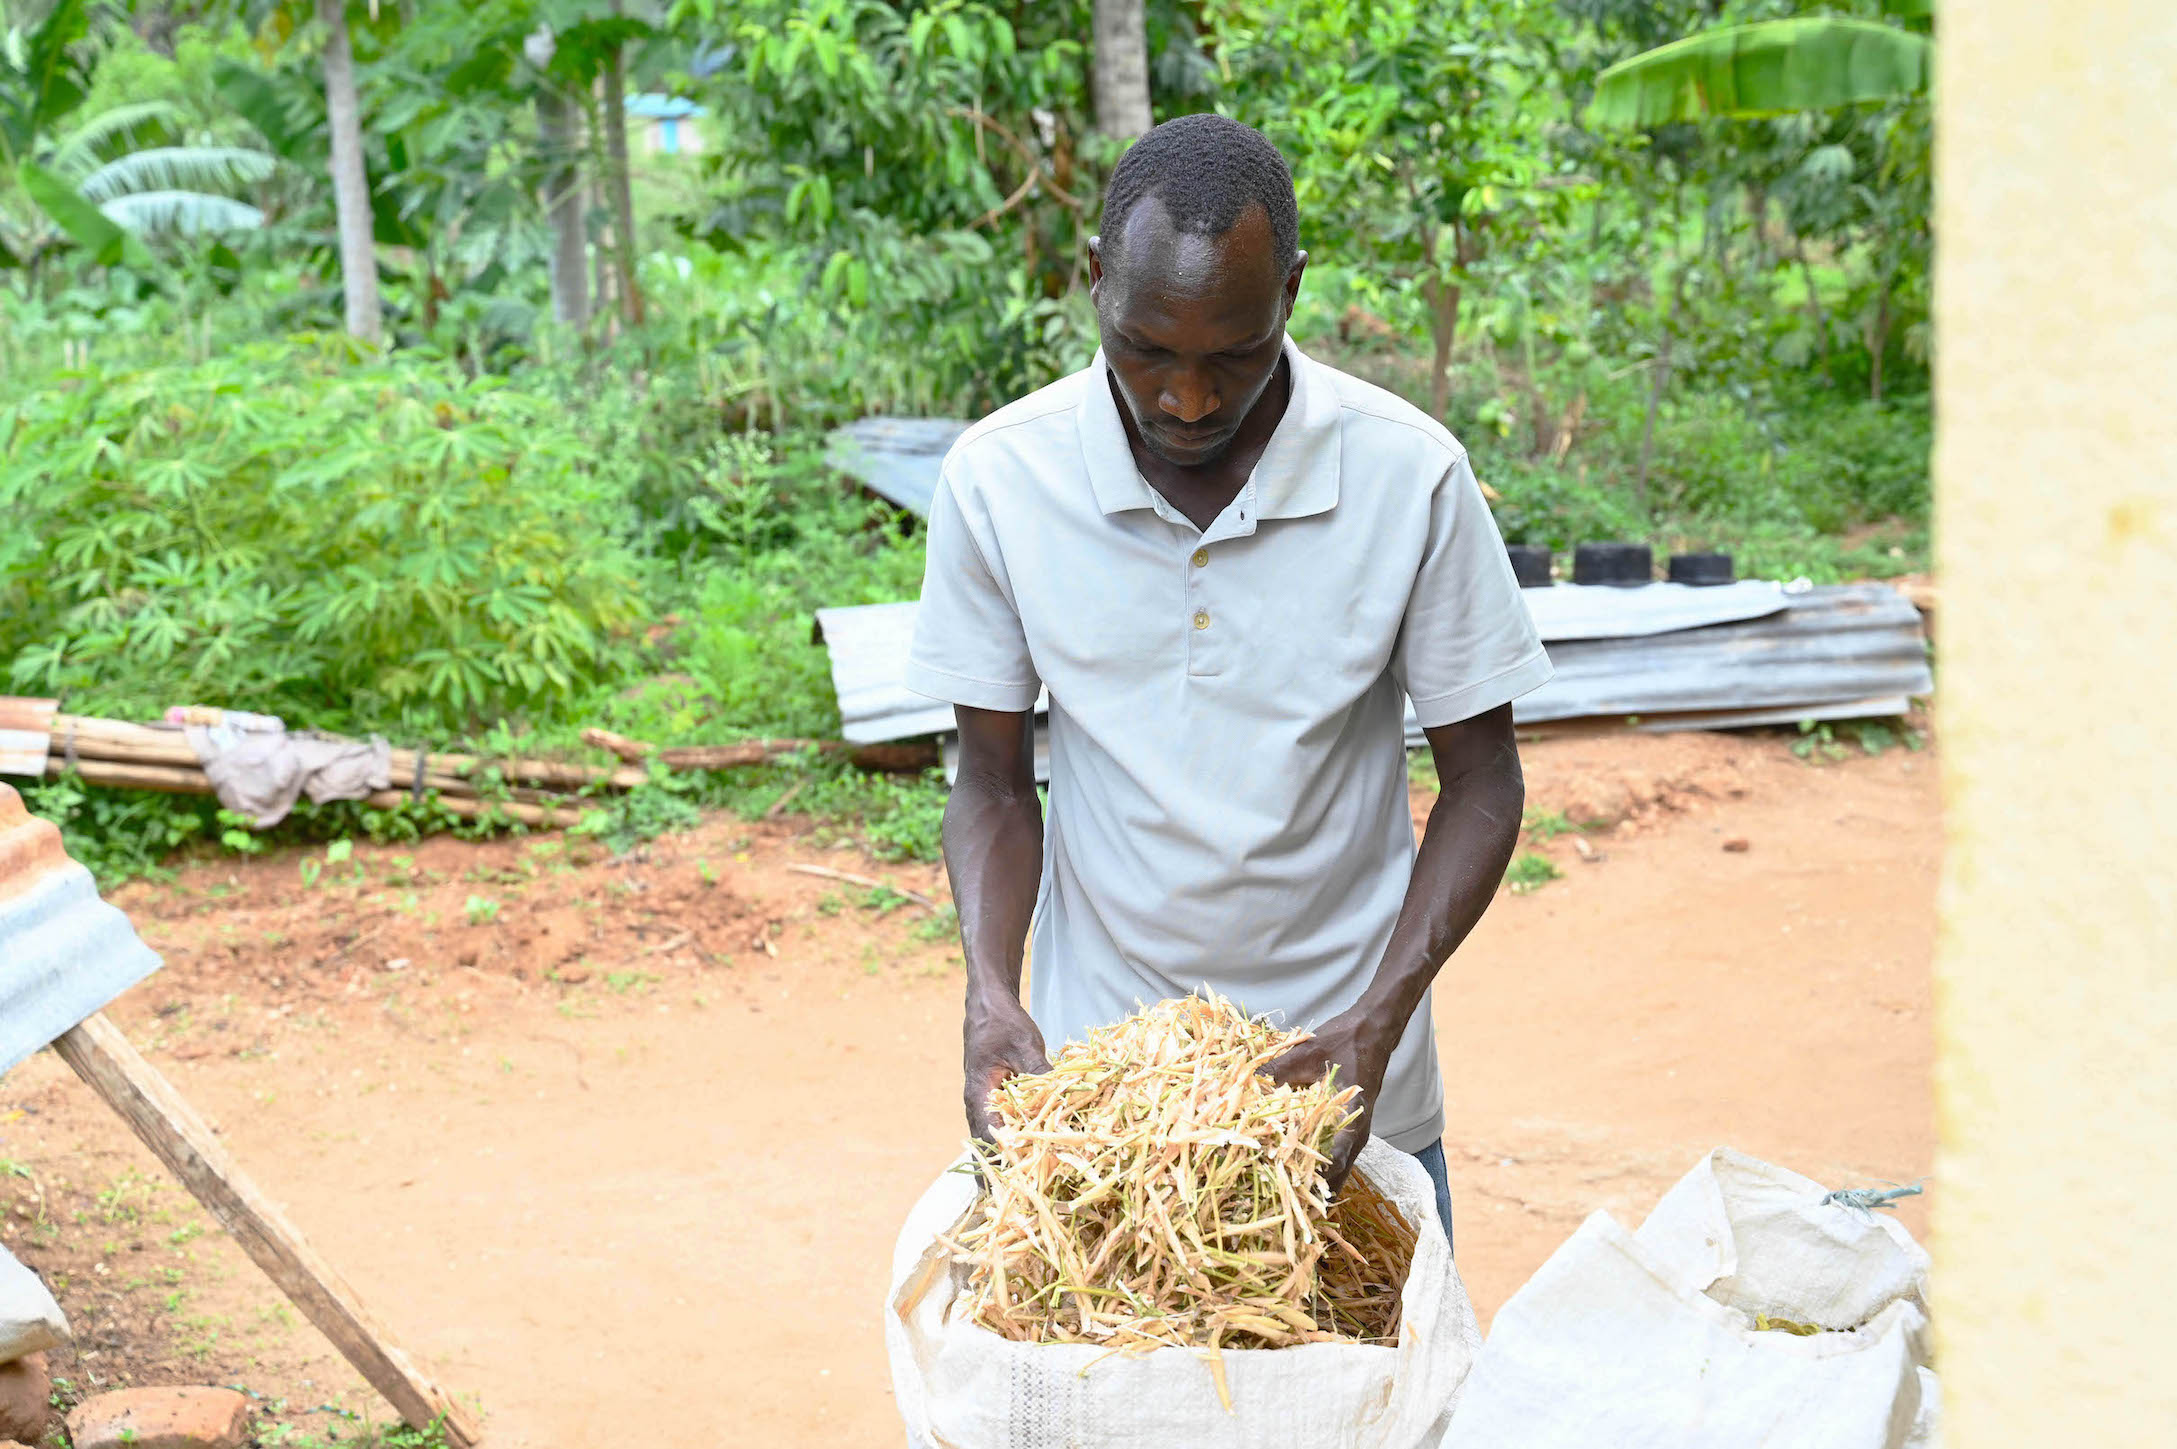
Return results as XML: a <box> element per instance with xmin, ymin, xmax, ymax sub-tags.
<box><xmin>1587</xmin><ymin>19</ymin><xmax>1932</xmax><ymax>128</ymax></box>
<box><xmin>17</xmin><ymin>160</ymin><xmax>154</xmax><ymax>267</ymax></box>
<box><xmin>98</xmin><ymin>190</ymin><xmax>267</xmax><ymax>236</ymax></box>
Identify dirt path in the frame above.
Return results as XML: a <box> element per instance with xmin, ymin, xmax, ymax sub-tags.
<box><xmin>0</xmin><ymin>730</ymin><xmax>1938</xmax><ymax>1447</ymax></box>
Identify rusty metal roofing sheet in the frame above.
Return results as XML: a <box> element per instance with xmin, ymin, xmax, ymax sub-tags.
<box><xmin>825</xmin><ymin>417</ymin><xmax>971</xmax><ymax>519</ymax></box>
<box><xmin>815</xmin><ymin>584</ymin><xmax>1928</xmax><ymax>747</ymax></box>
<box><xmin>0</xmin><ymin>697</ymin><xmax>55</xmax><ymax>779</ymax></box>
<box><xmin>0</xmin><ymin>783</ymin><xmax>161</xmax><ymax>1077</ymax></box>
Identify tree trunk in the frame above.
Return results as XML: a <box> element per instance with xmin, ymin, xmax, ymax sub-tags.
<box><xmin>1868</xmin><ymin>278</ymin><xmax>1890</xmax><ymax>403</ymax></box>
<box><xmin>1635</xmin><ymin>263</ymin><xmax>1684</xmax><ymax>514</ymax></box>
<box><xmin>537</xmin><ymin>87</ymin><xmax>589</xmax><ymax>328</ymax></box>
<box><xmin>317</xmin><ymin>0</ymin><xmax>380</xmax><ymax>345</ymax></box>
<box><xmin>1422</xmin><ymin>272</ymin><xmax>1461</xmax><ymax>422</ymax></box>
<box><xmin>600</xmin><ymin>32</ymin><xmax>644</xmax><ymax>327</ymax></box>
<box><xmin>1091</xmin><ymin>0</ymin><xmax>1153</xmax><ymax>141</ymax></box>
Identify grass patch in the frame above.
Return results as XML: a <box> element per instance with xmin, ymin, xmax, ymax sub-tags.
<box><xmin>1504</xmin><ymin>852</ymin><xmax>1563</xmax><ymax>895</ymax></box>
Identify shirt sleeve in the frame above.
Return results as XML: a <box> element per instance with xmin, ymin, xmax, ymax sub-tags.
<box><xmin>1391</xmin><ymin>450</ymin><xmax>1553</xmax><ymax>728</ymax></box>
<box><xmin>903</xmin><ymin>466</ymin><xmax>1042</xmax><ymax>711</ymax></box>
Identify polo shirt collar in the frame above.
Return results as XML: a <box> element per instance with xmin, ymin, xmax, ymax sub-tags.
<box><xmin>1078</xmin><ymin>335</ymin><xmax>1342</xmax><ymax>523</ymax></box>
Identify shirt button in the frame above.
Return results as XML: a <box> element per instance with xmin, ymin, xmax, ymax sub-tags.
<box><xmin>1191</xmin><ymin>548</ymin><xmax>1209</xmax><ymax>568</ymax></box>
<box><xmin>1193</xmin><ymin>610</ymin><xmax>1210</xmax><ymax>630</ymax></box>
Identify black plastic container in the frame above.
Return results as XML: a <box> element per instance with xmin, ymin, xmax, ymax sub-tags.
<box><xmin>1572</xmin><ymin>541</ymin><xmax>1653</xmax><ymax>587</ymax></box>
<box><xmin>1667</xmin><ymin>551</ymin><xmax>1736</xmax><ymax>587</ymax></box>
<box><xmin>1505</xmin><ymin>544</ymin><xmax>1554</xmax><ymax>588</ymax></box>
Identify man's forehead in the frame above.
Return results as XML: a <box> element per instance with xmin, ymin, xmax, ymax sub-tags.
<box><xmin>1104</xmin><ymin>199</ymin><xmax>1286</xmax><ymax>335</ymax></box>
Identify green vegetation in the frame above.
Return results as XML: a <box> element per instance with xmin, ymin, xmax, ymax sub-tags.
<box><xmin>1791</xmin><ymin>715</ymin><xmax>1925</xmax><ymax>763</ymax></box>
<box><xmin>3</xmin><ymin>0</ymin><xmax>1932</xmax><ymax>882</ymax></box>
<box><xmin>1505</xmin><ymin>851</ymin><xmax>1565</xmax><ymax>895</ymax></box>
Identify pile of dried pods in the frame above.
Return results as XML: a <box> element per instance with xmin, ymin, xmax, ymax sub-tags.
<box><xmin>947</xmin><ymin>993</ymin><xmax>1419</xmax><ymax>1363</ymax></box>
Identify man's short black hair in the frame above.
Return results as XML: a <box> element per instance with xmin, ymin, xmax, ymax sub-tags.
<box><xmin>1100</xmin><ymin>113</ymin><xmax>1299</xmax><ymax>276</ymax></box>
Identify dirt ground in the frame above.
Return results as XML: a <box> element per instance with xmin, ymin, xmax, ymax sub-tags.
<box><xmin>0</xmin><ymin>726</ymin><xmax>1939</xmax><ymax>1447</ymax></box>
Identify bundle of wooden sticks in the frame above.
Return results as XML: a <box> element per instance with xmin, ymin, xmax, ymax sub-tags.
<box><xmin>27</xmin><ymin>710</ymin><xmax>936</xmax><ymax>828</ymax></box>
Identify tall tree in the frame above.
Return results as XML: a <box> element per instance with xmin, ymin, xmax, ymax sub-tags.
<box><xmin>1216</xmin><ymin>0</ymin><xmax>1567</xmax><ymax>420</ymax></box>
<box><xmin>315</xmin><ymin>0</ymin><xmax>380</xmax><ymax>343</ymax></box>
<box><xmin>1092</xmin><ymin>0</ymin><xmax>1151</xmax><ymax>141</ymax></box>
<box><xmin>538</xmin><ymin>85</ymin><xmax>589</xmax><ymax>327</ymax></box>
<box><xmin>524</xmin><ymin>25</ymin><xmax>589</xmax><ymax>328</ymax></box>
<box><xmin>600</xmin><ymin>0</ymin><xmax>642</xmax><ymax>326</ymax></box>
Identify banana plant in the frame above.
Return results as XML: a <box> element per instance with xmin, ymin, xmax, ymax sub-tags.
<box><xmin>1587</xmin><ymin>4</ymin><xmax>1933</xmax><ymax>128</ymax></box>
<box><xmin>0</xmin><ymin>0</ymin><xmax>91</xmax><ymax>171</ymax></box>
<box><xmin>5</xmin><ymin>2</ymin><xmax>275</xmax><ymax>268</ymax></box>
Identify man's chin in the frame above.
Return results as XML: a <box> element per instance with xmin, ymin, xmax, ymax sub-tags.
<box><xmin>1142</xmin><ymin>428</ymin><xmax>1236</xmax><ymax>467</ymax></box>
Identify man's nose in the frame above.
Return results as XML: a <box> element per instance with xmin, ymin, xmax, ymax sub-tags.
<box><xmin>1158</xmin><ymin>369</ymin><xmax>1219</xmax><ymax>424</ymax></box>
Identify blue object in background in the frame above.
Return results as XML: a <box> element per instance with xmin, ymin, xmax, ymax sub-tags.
<box><xmin>0</xmin><ymin>784</ymin><xmax>162</xmax><ymax>1076</ymax></box>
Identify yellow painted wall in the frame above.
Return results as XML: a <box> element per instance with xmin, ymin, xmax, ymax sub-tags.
<box><xmin>1934</xmin><ymin>3</ymin><xmax>2177</xmax><ymax>1441</ymax></box>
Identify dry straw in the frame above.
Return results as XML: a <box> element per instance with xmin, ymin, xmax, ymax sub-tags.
<box><xmin>945</xmin><ymin>993</ymin><xmax>1419</xmax><ymax>1388</ymax></box>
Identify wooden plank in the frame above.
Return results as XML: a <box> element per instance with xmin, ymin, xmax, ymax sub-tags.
<box><xmin>53</xmin><ymin>1013</ymin><xmax>484</xmax><ymax>1447</ymax></box>
<box><xmin>43</xmin><ymin>757</ymin><xmax>209</xmax><ymax>794</ymax></box>
<box><xmin>0</xmin><ymin>696</ymin><xmax>57</xmax><ymax>777</ymax></box>
<box><xmin>359</xmin><ymin>789</ymin><xmax>580</xmax><ymax>829</ymax></box>
<box><xmin>50</xmin><ymin>714</ymin><xmax>650</xmax><ymax>792</ymax></box>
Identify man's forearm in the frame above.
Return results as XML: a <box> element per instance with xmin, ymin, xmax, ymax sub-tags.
<box><xmin>943</xmin><ymin>769</ymin><xmax>1044</xmax><ymax>1016</ymax></box>
<box><xmin>1350</xmin><ymin>718</ymin><xmax>1525</xmax><ymax>1052</ymax></box>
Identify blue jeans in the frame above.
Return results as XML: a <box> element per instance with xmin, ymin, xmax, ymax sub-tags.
<box><xmin>1411</xmin><ymin>1140</ymin><xmax>1455</xmax><ymax>1257</ymax></box>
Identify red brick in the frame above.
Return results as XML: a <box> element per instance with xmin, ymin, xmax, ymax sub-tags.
<box><xmin>65</xmin><ymin>1386</ymin><xmax>252</xmax><ymax>1449</ymax></box>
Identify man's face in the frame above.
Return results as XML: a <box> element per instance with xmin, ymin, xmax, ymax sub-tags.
<box><xmin>1090</xmin><ymin>199</ymin><xmax>1306</xmax><ymax>468</ymax></box>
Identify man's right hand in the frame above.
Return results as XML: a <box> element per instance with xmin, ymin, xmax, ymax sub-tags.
<box><xmin>964</xmin><ymin>993</ymin><xmax>1050</xmax><ymax>1146</ymax></box>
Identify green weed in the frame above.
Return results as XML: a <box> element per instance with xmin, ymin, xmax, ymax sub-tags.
<box><xmin>1504</xmin><ymin>852</ymin><xmax>1563</xmax><ymax>895</ymax></box>
<box><xmin>914</xmin><ymin>904</ymin><xmax>961</xmax><ymax>944</ymax></box>
<box><xmin>1522</xmin><ymin>808</ymin><xmax>1596</xmax><ymax>842</ymax></box>
<box><xmin>859</xmin><ymin>884</ymin><xmax>912</xmax><ymax>916</ymax></box>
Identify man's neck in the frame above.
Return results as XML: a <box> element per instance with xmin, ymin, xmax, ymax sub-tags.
<box><xmin>1111</xmin><ymin>355</ymin><xmax>1292</xmax><ymax>534</ymax></box>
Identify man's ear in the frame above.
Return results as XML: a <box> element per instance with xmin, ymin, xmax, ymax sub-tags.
<box><xmin>1283</xmin><ymin>248</ymin><xmax>1309</xmax><ymax>317</ymax></box>
<box><xmin>1088</xmin><ymin>234</ymin><xmax>1105</xmax><ymax>295</ymax></box>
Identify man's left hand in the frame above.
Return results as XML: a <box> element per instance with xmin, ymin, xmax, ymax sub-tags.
<box><xmin>1263</xmin><ymin>1009</ymin><xmax>1391</xmax><ymax>1193</ymax></box>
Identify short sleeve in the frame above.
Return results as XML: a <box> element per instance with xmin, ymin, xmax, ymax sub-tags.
<box><xmin>903</xmin><ymin>467</ymin><xmax>1042</xmax><ymax>711</ymax></box>
<box><xmin>1390</xmin><ymin>451</ymin><xmax>1553</xmax><ymax>728</ymax></box>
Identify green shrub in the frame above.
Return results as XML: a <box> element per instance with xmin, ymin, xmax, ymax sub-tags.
<box><xmin>0</xmin><ymin>336</ymin><xmax>645</xmax><ymax>732</ymax></box>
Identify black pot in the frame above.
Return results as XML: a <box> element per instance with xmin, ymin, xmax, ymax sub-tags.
<box><xmin>1573</xmin><ymin>542</ymin><xmax>1653</xmax><ymax>587</ymax></box>
<box><xmin>1667</xmin><ymin>551</ymin><xmax>1736</xmax><ymax>587</ymax></box>
<box><xmin>1506</xmin><ymin>544</ymin><xmax>1554</xmax><ymax>588</ymax></box>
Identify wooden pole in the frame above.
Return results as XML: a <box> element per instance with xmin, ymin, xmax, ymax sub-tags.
<box><xmin>50</xmin><ymin>716</ymin><xmax>649</xmax><ymax>792</ymax></box>
<box><xmin>52</xmin><ymin>1013</ymin><xmax>483</xmax><ymax>1446</ymax></box>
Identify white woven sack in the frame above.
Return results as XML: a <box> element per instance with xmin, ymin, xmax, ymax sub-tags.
<box><xmin>1444</xmin><ymin>1147</ymin><xmax>1938</xmax><ymax>1449</ymax></box>
<box><xmin>0</xmin><ymin>1244</ymin><xmax>68</xmax><ymax>1362</ymax></box>
<box><xmin>885</xmin><ymin>1136</ymin><xmax>1481</xmax><ymax>1449</ymax></box>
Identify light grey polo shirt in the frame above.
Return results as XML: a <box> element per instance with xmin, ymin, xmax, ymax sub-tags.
<box><xmin>905</xmin><ymin>337</ymin><xmax>1551</xmax><ymax>1151</ymax></box>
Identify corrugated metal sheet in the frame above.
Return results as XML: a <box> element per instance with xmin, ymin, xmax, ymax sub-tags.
<box><xmin>825</xmin><ymin>417</ymin><xmax>971</xmax><ymax>519</ymax></box>
<box><xmin>940</xmin><ymin>692</ymin><xmax>1917</xmax><ymax>785</ymax></box>
<box><xmin>1525</xmin><ymin>580</ymin><xmax>1784</xmax><ymax>640</ymax></box>
<box><xmin>0</xmin><ymin>696</ymin><xmax>55</xmax><ymax>778</ymax></box>
<box><xmin>816</xmin><ymin>584</ymin><xmax>1929</xmax><ymax>747</ymax></box>
<box><xmin>1530</xmin><ymin>585</ymin><xmax>1930</xmax><ymax>721</ymax></box>
<box><xmin>0</xmin><ymin>783</ymin><xmax>161</xmax><ymax>1077</ymax></box>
